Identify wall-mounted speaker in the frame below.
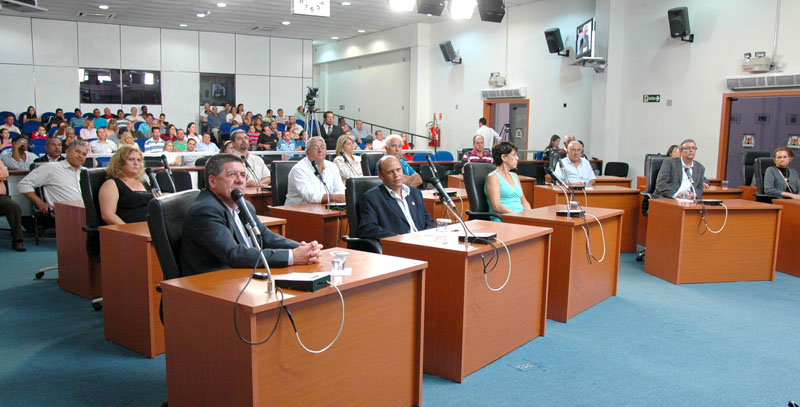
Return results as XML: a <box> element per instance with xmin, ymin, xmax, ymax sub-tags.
<box><xmin>439</xmin><ymin>40</ymin><xmax>462</xmax><ymax>64</ymax></box>
<box><xmin>544</xmin><ymin>28</ymin><xmax>564</xmax><ymax>53</ymax></box>
<box><xmin>668</xmin><ymin>7</ymin><xmax>693</xmax><ymax>42</ymax></box>
<box><xmin>417</xmin><ymin>0</ymin><xmax>444</xmax><ymax>16</ymax></box>
<box><xmin>477</xmin><ymin>0</ymin><xmax>504</xmax><ymax>23</ymax></box>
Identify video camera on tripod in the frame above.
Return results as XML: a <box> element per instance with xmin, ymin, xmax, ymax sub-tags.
<box><xmin>305</xmin><ymin>86</ymin><xmax>318</xmax><ymax>111</ymax></box>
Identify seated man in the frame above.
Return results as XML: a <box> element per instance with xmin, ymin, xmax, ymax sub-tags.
<box><xmin>89</xmin><ymin>128</ymin><xmax>118</xmax><ymax>155</ymax></box>
<box><xmin>553</xmin><ymin>140</ymin><xmax>596</xmax><ymax>187</ymax></box>
<box><xmin>0</xmin><ymin>113</ymin><xmax>20</xmax><ymax>134</ymax></box>
<box><xmin>195</xmin><ymin>133</ymin><xmax>219</xmax><ymax>153</ymax></box>
<box><xmin>33</xmin><ymin>137</ymin><xmax>65</xmax><ymax>163</ymax></box>
<box><xmin>144</xmin><ymin>127</ymin><xmax>165</xmax><ymax>153</ymax></box>
<box><xmin>461</xmin><ymin>135</ymin><xmax>493</xmax><ymax>163</ymax></box>
<box><xmin>1</xmin><ymin>136</ymin><xmax>37</xmax><ymax>171</ymax></box>
<box><xmin>284</xmin><ymin>136</ymin><xmax>345</xmax><ymax>205</ymax></box>
<box><xmin>18</xmin><ymin>140</ymin><xmax>88</xmax><ymax>217</ymax></box>
<box><xmin>358</xmin><ymin>155</ymin><xmax>434</xmax><ymax>240</ymax></box>
<box><xmin>231</xmin><ymin>129</ymin><xmax>270</xmax><ymax>187</ymax></box>
<box><xmin>0</xmin><ymin>160</ymin><xmax>25</xmax><ymax>251</ymax></box>
<box><xmin>384</xmin><ymin>134</ymin><xmax>422</xmax><ymax>188</ymax></box>
<box><xmin>654</xmin><ymin>139</ymin><xmax>705</xmax><ymax>199</ymax></box>
<box><xmin>181</xmin><ymin>153</ymin><xmax>321</xmax><ymax>275</ymax></box>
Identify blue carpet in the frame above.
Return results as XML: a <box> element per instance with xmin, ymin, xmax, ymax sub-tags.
<box><xmin>1</xmin><ymin>231</ymin><xmax>798</xmax><ymax>406</ymax></box>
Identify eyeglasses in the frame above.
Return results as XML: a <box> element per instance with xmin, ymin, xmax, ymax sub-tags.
<box><xmin>309</xmin><ymin>146</ymin><xmax>325</xmax><ymax>152</ymax></box>
<box><xmin>682</xmin><ymin>146</ymin><xmax>697</xmax><ymax>151</ymax></box>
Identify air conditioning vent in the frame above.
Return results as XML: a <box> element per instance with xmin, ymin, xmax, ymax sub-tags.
<box><xmin>1</xmin><ymin>0</ymin><xmax>47</xmax><ymax>12</ymax></box>
<box><xmin>77</xmin><ymin>11</ymin><xmax>116</xmax><ymax>19</ymax></box>
<box><xmin>481</xmin><ymin>86</ymin><xmax>527</xmax><ymax>99</ymax></box>
<box><xmin>726</xmin><ymin>73</ymin><xmax>800</xmax><ymax>90</ymax></box>
<box><xmin>248</xmin><ymin>26</ymin><xmax>281</xmax><ymax>33</ymax></box>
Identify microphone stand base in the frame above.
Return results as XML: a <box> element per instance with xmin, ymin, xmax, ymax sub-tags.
<box><xmin>556</xmin><ymin>209</ymin><xmax>585</xmax><ymax>217</ymax></box>
<box><xmin>458</xmin><ymin>232</ymin><xmax>497</xmax><ymax>243</ymax></box>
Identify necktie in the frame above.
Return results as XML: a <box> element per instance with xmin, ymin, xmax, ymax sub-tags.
<box><xmin>684</xmin><ymin>167</ymin><xmax>692</xmax><ymax>181</ymax></box>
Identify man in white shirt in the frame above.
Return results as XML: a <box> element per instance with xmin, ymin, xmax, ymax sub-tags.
<box><xmin>89</xmin><ymin>128</ymin><xmax>117</xmax><ymax>155</ymax></box>
<box><xmin>18</xmin><ymin>140</ymin><xmax>88</xmax><ymax>215</ymax></box>
<box><xmin>475</xmin><ymin>117</ymin><xmax>499</xmax><ymax>151</ymax></box>
<box><xmin>126</xmin><ymin>107</ymin><xmax>144</xmax><ymax>123</ymax></box>
<box><xmin>199</xmin><ymin>103</ymin><xmax>211</xmax><ymax>133</ymax></box>
<box><xmin>553</xmin><ymin>140</ymin><xmax>597</xmax><ymax>187</ymax></box>
<box><xmin>372</xmin><ymin>130</ymin><xmax>385</xmax><ymax>151</ymax></box>
<box><xmin>195</xmin><ymin>133</ymin><xmax>219</xmax><ymax>153</ymax></box>
<box><xmin>0</xmin><ymin>114</ymin><xmax>21</xmax><ymax>134</ymax></box>
<box><xmin>144</xmin><ymin>127</ymin><xmax>165</xmax><ymax>153</ymax></box>
<box><xmin>232</xmin><ymin>129</ymin><xmax>270</xmax><ymax>187</ymax></box>
<box><xmin>284</xmin><ymin>136</ymin><xmax>346</xmax><ymax>205</ymax></box>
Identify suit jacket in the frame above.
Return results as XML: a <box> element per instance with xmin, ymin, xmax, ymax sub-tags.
<box><xmin>181</xmin><ymin>189</ymin><xmax>300</xmax><ymax>276</ymax></box>
<box><xmin>763</xmin><ymin>166</ymin><xmax>800</xmax><ymax>198</ymax></box>
<box><xmin>654</xmin><ymin>157</ymin><xmax>705</xmax><ymax>199</ymax></box>
<box><xmin>319</xmin><ymin>124</ymin><xmax>343</xmax><ymax>150</ymax></box>
<box><xmin>357</xmin><ymin>185</ymin><xmax>435</xmax><ymax>240</ymax></box>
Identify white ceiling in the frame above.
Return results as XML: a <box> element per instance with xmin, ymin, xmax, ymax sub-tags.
<box><xmin>1</xmin><ymin>0</ymin><xmax>540</xmax><ymax>43</ymax></box>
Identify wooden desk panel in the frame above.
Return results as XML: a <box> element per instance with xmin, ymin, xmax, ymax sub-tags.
<box><xmin>503</xmin><ymin>206</ymin><xmax>623</xmax><ymax>322</ymax></box>
<box><xmin>774</xmin><ymin>199</ymin><xmax>800</xmax><ymax>277</ymax></box>
<box><xmin>595</xmin><ymin>176</ymin><xmax>632</xmax><ymax>188</ymax></box>
<box><xmin>448</xmin><ymin>174</ymin><xmax>536</xmax><ymax>205</ymax></box>
<box><xmin>644</xmin><ymin>199</ymin><xmax>780</xmax><ymax>284</ymax></box>
<box><xmin>422</xmin><ymin>188</ymin><xmax>470</xmax><ymax>220</ymax></box>
<box><xmin>533</xmin><ymin>185</ymin><xmax>638</xmax><ymax>252</ymax></box>
<box><xmin>243</xmin><ymin>186</ymin><xmax>273</xmax><ymax>216</ymax></box>
<box><xmin>55</xmin><ymin>201</ymin><xmax>101</xmax><ymax>299</ymax></box>
<box><xmin>161</xmin><ymin>249</ymin><xmax>426</xmax><ymax>406</ymax></box>
<box><xmin>381</xmin><ymin>220</ymin><xmax>551</xmax><ymax>382</ymax></box>
<box><xmin>269</xmin><ymin>204</ymin><xmax>347</xmax><ymax>248</ymax></box>
<box><xmin>702</xmin><ymin>186</ymin><xmax>743</xmax><ymax>200</ymax></box>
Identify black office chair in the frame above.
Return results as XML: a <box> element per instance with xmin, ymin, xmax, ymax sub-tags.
<box><xmin>636</xmin><ymin>154</ymin><xmax>666</xmax><ymax>262</ymax></box>
<box><xmin>463</xmin><ymin>162</ymin><xmax>501</xmax><ymax>221</ymax></box>
<box><xmin>548</xmin><ymin>151</ymin><xmax>566</xmax><ymax>171</ymax></box>
<box><xmin>741</xmin><ymin>150</ymin><xmax>770</xmax><ymax>186</ymax></box>
<box><xmin>144</xmin><ymin>156</ymin><xmax>163</xmax><ymax>168</ymax></box>
<box><xmin>515</xmin><ymin>161</ymin><xmax>543</xmax><ymax>184</ymax></box>
<box><xmin>79</xmin><ymin>168</ymin><xmax>108</xmax><ymax>311</ymax></box>
<box><xmin>156</xmin><ymin>170</ymin><xmax>192</xmax><ymax>193</ymax></box>
<box><xmin>342</xmin><ymin>176</ymin><xmax>383</xmax><ymax>253</ymax></box>
<box><xmin>419</xmin><ymin>163</ymin><xmax>451</xmax><ymax>190</ymax></box>
<box><xmin>604</xmin><ymin>161</ymin><xmax>629</xmax><ymax>177</ymax></box>
<box><xmin>360</xmin><ymin>153</ymin><xmax>384</xmax><ymax>176</ymax></box>
<box><xmin>753</xmin><ymin>157</ymin><xmax>777</xmax><ymax>203</ymax></box>
<box><xmin>270</xmin><ymin>160</ymin><xmax>297</xmax><ymax>206</ymax></box>
<box><xmin>194</xmin><ymin>156</ymin><xmax>210</xmax><ymax>167</ymax></box>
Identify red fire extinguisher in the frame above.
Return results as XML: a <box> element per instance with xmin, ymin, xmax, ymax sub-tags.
<box><xmin>428</xmin><ymin>113</ymin><xmax>441</xmax><ymax>147</ymax></box>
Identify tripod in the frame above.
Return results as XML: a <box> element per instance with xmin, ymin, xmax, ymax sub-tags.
<box><xmin>499</xmin><ymin>123</ymin><xmax>511</xmax><ymax>144</ymax></box>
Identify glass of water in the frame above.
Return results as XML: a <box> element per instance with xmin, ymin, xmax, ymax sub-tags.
<box><xmin>330</xmin><ymin>251</ymin><xmax>349</xmax><ymax>272</ymax></box>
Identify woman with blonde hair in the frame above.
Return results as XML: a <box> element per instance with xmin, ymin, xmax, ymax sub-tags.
<box><xmin>98</xmin><ymin>145</ymin><xmax>152</xmax><ymax>225</ymax></box>
<box><xmin>333</xmin><ymin>134</ymin><xmax>362</xmax><ymax>181</ymax></box>
<box><xmin>79</xmin><ymin>117</ymin><xmax>97</xmax><ymax>140</ymax></box>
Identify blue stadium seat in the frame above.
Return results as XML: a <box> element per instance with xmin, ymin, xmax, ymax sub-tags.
<box><xmin>134</xmin><ymin>122</ymin><xmax>143</xmax><ymax>131</ymax></box>
<box><xmin>41</xmin><ymin>112</ymin><xmax>56</xmax><ymax>121</ymax></box>
<box><xmin>9</xmin><ymin>131</ymin><xmax>20</xmax><ymax>138</ymax></box>
<box><xmin>73</xmin><ymin>126</ymin><xmax>83</xmax><ymax>135</ymax></box>
<box><xmin>235</xmin><ymin>125</ymin><xmax>248</xmax><ymax>133</ymax></box>
<box><xmin>83</xmin><ymin>113</ymin><xmax>94</xmax><ymax>118</ymax></box>
<box><xmin>30</xmin><ymin>138</ymin><xmax>48</xmax><ymax>156</ymax></box>
<box><xmin>434</xmin><ymin>150</ymin><xmax>454</xmax><ymax>161</ymax></box>
<box><xmin>277</xmin><ymin>123</ymin><xmax>286</xmax><ymax>132</ymax></box>
<box><xmin>47</xmin><ymin>126</ymin><xmax>58</xmax><ymax>137</ymax></box>
<box><xmin>412</xmin><ymin>152</ymin><xmax>431</xmax><ymax>162</ymax></box>
<box><xmin>135</xmin><ymin>138</ymin><xmax>146</xmax><ymax>151</ymax></box>
<box><xmin>219</xmin><ymin>122</ymin><xmax>232</xmax><ymax>136</ymax></box>
<box><xmin>296</xmin><ymin>119</ymin><xmax>305</xmax><ymax>128</ymax></box>
<box><xmin>22</xmin><ymin>120</ymin><xmax>42</xmax><ymax>135</ymax></box>
<box><xmin>64</xmin><ymin>112</ymin><xmax>76</xmax><ymax>121</ymax></box>
<box><xmin>0</xmin><ymin>111</ymin><xmax>15</xmax><ymax>125</ymax></box>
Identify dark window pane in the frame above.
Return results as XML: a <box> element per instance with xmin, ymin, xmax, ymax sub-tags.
<box><xmin>79</xmin><ymin>68</ymin><xmax>121</xmax><ymax>104</ymax></box>
<box><xmin>200</xmin><ymin>73</ymin><xmax>235</xmax><ymax>106</ymax></box>
<box><xmin>122</xmin><ymin>70</ymin><xmax>161</xmax><ymax>105</ymax></box>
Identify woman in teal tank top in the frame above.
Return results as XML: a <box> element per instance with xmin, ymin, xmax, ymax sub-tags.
<box><xmin>484</xmin><ymin>141</ymin><xmax>531</xmax><ymax>221</ymax></box>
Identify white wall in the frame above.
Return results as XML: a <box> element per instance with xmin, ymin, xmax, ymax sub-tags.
<box><xmin>0</xmin><ymin>16</ymin><xmax>312</xmax><ymax>130</ymax></box>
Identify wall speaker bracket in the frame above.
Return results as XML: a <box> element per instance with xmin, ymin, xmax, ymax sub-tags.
<box><xmin>680</xmin><ymin>33</ymin><xmax>694</xmax><ymax>43</ymax></box>
<box><xmin>557</xmin><ymin>50</ymin><xmax>570</xmax><ymax>58</ymax></box>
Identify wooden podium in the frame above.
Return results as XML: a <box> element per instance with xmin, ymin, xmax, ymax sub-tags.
<box><xmin>503</xmin><ymin>206</ymin><xmax>623</xmax><ymax>322</ymax></box>
<box><xmin>54</xmin><ymin>200</ymin><xmax>101</xmax><ymax>299</ymax></box>
<box><xmin>160</xmin><ymin>249</ymin><xmax>427</xmax><ymax>406</ymax></box>
<box><xmin>644</xmin><ymin>199</ymin><xmax>781</xmax><ymax>284</ymax></box>
<box><xmin>381</xmin><ymin>220</ymin><xmax>552</xmax><ymax>383</ymax></box>
<box><xmin>269</xmin><ymin>204</ymin><xmax>347</xmax><ymax>248</ymax></box>
<box><xmin>243</xmin><ymin>186</ymin><xmax>272</xmax><ymax>216</ymax></box>
<box><xmin>773</xmin><ymin>199</ymin><xmax>800</xmax><ymax>277</ymax></box>
<box><xmin>421</xmin><ymin>188</ymin><xmax>470</xmax><ymax>220</ymax></box>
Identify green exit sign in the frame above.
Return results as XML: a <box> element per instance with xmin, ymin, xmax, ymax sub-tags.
<box><xmin>643</xmin><ymin>94</ymin><xmax>661</xmax><ymax>103</ymax></box>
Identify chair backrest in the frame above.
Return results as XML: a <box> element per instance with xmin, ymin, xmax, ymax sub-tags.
<box><xmin>219</xmin><ymin>122</ymin><xmax>232</xmax><ymax>136</ymax></box>
<box><xmin>194</xmin><ymin>156</ymin><xmax>210</xmax><ymax>167</ymax></box>
<box><xmin>277</xmin><ymin>123</ymin><xmax>286</xmax><ymax>132</ymax></box>
<box><xmin>548</xmin><ymin>151</ymin><xmax>566</xmax><ymax>170</ymax></box>
<box><xmin>134</xmin><ymin>122</ymin><xmax>143</xmax><ymax>131</ymax></box>
<box><xmin>412</xmin><ymin>152</ymin><xmax>429</xmax><ymax>162</ymax></box>
<box><xmin>644</xmin><ymin>155</ymin><xmax>666</xmax><ymax>194</ymax></box>
<box><xmin>30</xmin><ymin>138</ymin><xmax>48</xmax><ymax>155</ymax></box>
<box><xmin>135</xmin><ymin>138</ymin><xmax>146</xmax><ymax>151</ymax></box>
<box><xmin>463</xmin><ymin>162</ymin><xmax>497</xmax><ymax>220</ymax></box>
<box><xmin>82</xmin><ymin>112</ymin><xmax>94</xmax><ymax>118</ymax></box>
<box><xmin>41</xmin><ymin>112</ymin><xmax>55</xmax><ymax>121</ymax></box>
<box><xmin>434</xmin><ymin>150</ymin><xmax>455</xmax><ymax>161</ymax></box>
<box><xmin>147</xmin><ymin>189</ymin><xmax>201</xmax><ymax>280</ymax></box>
<box><xmin>47</xmin><ymin>126</ymin><xmax>58</xmax><ymax>137</ymax></box>
<box><xmin>144</xmin><ymin>156</ymin><xmax>163</xmax><ymax>167</ymax></box>
<box><xmin>270</xmin><ymin>160</ymin><xmax>298</xmax><ymax>206</ymax></box>
<box><xmin>361</xmin><ymin>153</ymin><xmax>384</xmax><ymax>176</ymax></box>
<box><xmin>22</xmin><ymin>120</ymin><xmax>41</xmax><ymax>134</ymax></box>
<box><xmin>79</xmin><ymin>168</ymin><xmax>108</xmax><ymax>260</ymax></box>
<box><xmin>64</xmin><ymin>112</ymin><xmax>76</xmax><ymax>121</ymax></box>
<box><xmin>345</xmin><ymin>176</ymin><xmax>383</xmax><ymax>238</ymax></box>
<box><xmin>753</xmin><ymin>157</ymin><xmax>776</xmax><ymax>194</ymax></box>
<box><xmin>741</xmin><ymin>150</ymin><xmax>770</xmax><ymax>186</ymax></box>
<box><xmin>296</xmin><ymin>119</ymin><xmax>305</xmax><ymax>128</ymax></box>
<box><xmin>604</xmin><ymin>161</ymin><xmax>629</xmax><ymax>177</ymax></box>
<box><xmin>156</xmin><ymin>170</ymin><xmax>192</xmax><ymax>193</ymax></box>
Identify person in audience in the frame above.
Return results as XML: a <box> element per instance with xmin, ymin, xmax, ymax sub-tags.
<box><xmin>162</xmin><ymin>124</ymin><xmax>175</xmax><ymax>142</ymax></box>
<box><xmin>475</xmin><ymin>118</ymin><xmax>499</xmax><ymax>151</ymax></box>
<box><xmin>232</xmin><ymin>129</ymin><xmax>270</xmax><ymax>187</ymax></box>
<box><xmin>320</xmin><ymin>111</ymin><xmax>343</xmax><ymax>150</ymax></box>
<box><xmin>0</xmin><ymin>128</ymin><xmax>11</xmax><ymax>151</ymax></box>
<box><xmin>102</xmin><ymin>107</ymin><xmax>114</xmax><ymax>120</ymax></box>
<box><xmin>243</xmin><ymin>112</ymin><xmax>253</xmax><ymax>127</ymax></box>
<box><xmin>18</xmin><ymin>140</ymin><xmax>88</xmax><ymax>217</ymax></box>
<box><xmin>295</xmin><ymin>130</ymin><xmax>309</xmax><ymax>150</ymax></box>
<box><xmin>764</xmin><ymin>146</ymin><xmax>800</xmax><ymax>199</ymax></box>
<box><xmin>562</xmin><ymin>135</ymin><xmax>576</xmax><ymax>151</ymax></box>
<box><xmin>1</xmin><ymin>136</ymin><xmax>36</xmax><ymax>171</ymax></box>
<box><xmin>0</xmin><ymin>159</ymin><xmax>25</xmax><ymax>251</ymax></box>
<box><xmin>126</xmin><ymin>107</ymin><xmax>143</xmax><ymax>122</ymax></box>
<box><xmin>207</xmin><ymin>106</ymin><xmax>225</xmax><ymax>140</ymax></box>
<box><xmin>221</xmin><ymin>140</ymin><xmax>235</xmax><ymax>154</ymax></box>
<box><xmin>294</xmin><ymin>106</ymin><xmax>305</xmax><ymax>120</ymax></box>
<box><xmin>47</xmin><ymin>108</ymin><xmax>67</xmax><ymax>129</ymax></box>
<box><xmin>119</xmin><ymin>131</ymin><xmax>137</xmax><ymax>149</ymax></box>
<box><xmin>181</xmin><ymin>153</ymin><xmax>319</xmax><ymax>275</ymax></box>
<box><xmin>384</xmin><ymin>134</ymin><xmax>422</xmax><ymax>188</ymax></box>
<box><xmin>334</xmin><ymin>134</ymin><xmax>363</xmax><ymax>181</ymax></box>
<box><xmin>340</xmin><ymin>122</ymin><xmax>352</xmax><ymax>135</ymax></box>
<box><xmin>162</xmin><ymin>140</ymin><xmax>182</xmax><ymax>166</ymax></box>
<box><xmin>140</xmin><ymin>105</ymin><xmax>149</xmax><ymax>118</ymax></box>
<box><xmin>232</xmin><ymin>104</ymin><xmax>244</xmax><ymax>124</ymax></box>
<box><xmin>364</xmin><ymin>137</ymin><xmax>373</xmax><ymax>151</ymax></box>
<box><xmin>89</xmin><ymin>128</ymin><xmax>117</xmax><ymax>155</ymax></box>
<box><xmin>61</xmin><ymin>127</ymin><xmax>76</xmax><ymax>150</ymax></box>
<box><xmin>225</xmin><ymin>105</ymin><xmax>234</xmax><ymax>123</ymax></box>
<box><xmin>31</xmin><ymin>125</ymin><xmax>47</xmax><ymax>140</ymax></box>
<box><xmin>357</xmin><ymin>155</ymin><xmax>434</xmax><ymax>240</ymax></box>
<box><xmin>173</xmin><ymin>129</ymin><xmax>188</xmax><ymax>151</ymax></box>
<box><xmin>265</xmin><ymin>109</ymin><xmax>275</xmax><ymax>123</ymax></box>
<box><xmin>276</xmin><ymin>130</ymin><xmax>298</xmax><ymax>158</ymax></box>
<box><xmin>541</xmin><ymin>135</ymin><xmax>561</xmax><ymax>161</ymax></box>
<box><xmin>98</xmin><ymin>146</ymin><xmax>152</xmax><ymax>225</ymax></box>
<box><xmin>196</xmin><ymin>133</ymin><xmax>219</xmax><ymax>153</ymax></box>
<box><xmin>144</xmin><ymin>127</ymin><xmax>165</xmax><ymax>153</ymax></box>
<box><xmin>158</xmin><ymin>113</ymin><xmax>167</xmax><ymax>130</ymax></box>
<box><xmin>485</xmin><ymin>141</ymin><xmax>530</xmax><ymax>220</ymax></box>
<box><xmin>553</xmin><ymin>140</ymin><xmax>597</xmax><ymax>187</ymax></box>
<box><xmin>69</xmin><ymin>109</ymin><xmax>84</xmax><ymax>128</ymax></box>
<box><xmin>33</xmin><ymin>137</ymin><xmax>64</xmax><ymax>163</ymax></box>
<box><xmin>0</xmin><ymin>113</ymin><xmax>20</xmax><ymax>134</ymax></box>
<box><xmin>246</xmin><ymin>125</ymin><xmax>260</xmax><ymax>149</ymax></box>
<box><xmin>286</xmin><ymin>116</ymin><xmax>302</xmax><ymax>134</ymax></box>
<box><xmin>275</xmin><ymin>108</ymin><xmax>288</xmax><ymax>124</ymax></box>
<box><xmin>106</xmin><ymin>120</ymin><xmax>120</xmax><ymax>143</ymax></box>
<box><xmin>666</xmin><ymin>144</ymin><xmax>680</xmax><ymax>158</ymax></box>
<box><xmin>115</xmin><ymin>109</ymin><xmax>128</xmax><ymax>129</ymax></box>
<box><xmin>138</xmin><ymin>114</ymin><xmax>154</xmax><ymax>138</ymax></box>
<box><xmin>256</xmin><ymin>123</ymin><xmax>278</xmax><ymax>151</ymax></box>
<box><xmin>200</xmin><ymin>103</ymin><xmax>211</xmax><ymax>133</ymax></box>
<box><xmin>254</xmin><ymin>116</ymin><xmax>265</xmax><ymax>136</ymax></box>
<box><xmin>21</xmin><ymin>106</ymin><xmax>37</xmax><ymax>124</ymax></box>
<box><xmin>372</xmin><ymin>130</ymin><xmax>385</xmax><ymax>150</ymax></box>
<box><xmin>654</xmin><ymin>139</ymin><xmax>705</xmax><ymax>199</ymax></box>
<box><xmin>92</xmin><ymin>109</ymin><xmax>108</xmax><ymax>129</ymax></box>
<box><xmin>462</xmin><ymin>135</ymin><xmax>493</xmax><ymax>163</ymax></box>
<box><xmin>79</xmin><ymin>117</ymin><xmax>97</xmax><ymax>140</ymax></box>
<box><xmin>183</xmin><ymin>138</ymin><xmax>199</xmax><ymax>167</ymax></box>
<box><xmin>285</xmin><ymin>136</ymin><xmax>345</xmax><ymax>205</ymax></box>
<box><xmin>53</xmin><ymin>123</ymin><xmax>67</xmax><ymax>140</ymax></box>
<box><xmin>349</xmin><ymin>120</ymin><xmax>367</xmax><ymax>144</ymax></box>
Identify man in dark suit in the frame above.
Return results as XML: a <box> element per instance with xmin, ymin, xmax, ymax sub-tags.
<box><xmin>319</xmin><ymin>111</ymin><xmax>343</xmax><ymax>150</ymax></box>
<box><xmin>358</xmin><ymin>155</ymin><xmax>435</xmax><ymax>241</ymax></box>
<box><xmin>181</xmin><ymin>153</ymin><xmax>321</xmax><ymax>276</ymax></box>
<box><xmin>33</xmin><ymin>137</ymin><xmax>65</xmax><ymax>164</ymax></box>
<box><xmin>654</xmin><ymin>138</ymin><xmax>706</xmax><ymax>199</ymax></box>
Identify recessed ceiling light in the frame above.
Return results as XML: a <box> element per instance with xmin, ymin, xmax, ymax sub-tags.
<box><xmin>357</xmin><ymin>29</ymin><xmax>366</xmax><ymax>33</ymax></box>
<box><xmin>282</xmin><ymin>21</ymin><xmax>291</xmax><ymax>25</ymax></box>
<box><xmin>341</xmin><ymin>1</ymin><xmax>351</xmax><ymax>5</ymax></box>
<box><xmin>216</xmin><ymin>2</ymin><xmax>226</xmax><ymax>7</ymax></box>
<box><xmin>98</xmin><ymin>4</ymin><xmax>109</xmax><ymax>9</ymax></box>
<box><xmin>426</xmin><ymin>13</ymin><xmax>432</xmax><ymax>16</ymax></box>
<box><xmin>179</xmin><ymin>24</ymin><xmax>188</xmax><ymax>27</ymax></box>
<box><xmin>389</xmin><ymin>0</ymin><xmax>414</xmax><ymax>12</ymax></box>
<box><xmin>196</xmin><ymin>13</ymin><xmax>206</xmax><ymax>17</ymax></box>
<box><xmin>331</xmin><ymin>36</ymin><xmax>339</xmax><ymax>40</ymax></box>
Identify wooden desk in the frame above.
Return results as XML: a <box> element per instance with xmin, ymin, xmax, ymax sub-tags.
<box><xmin>773</xmin><ymin>199</ymin><xmax>800</xmax><ymax>277</ymax></box>
<box><xmin>269</xmin><ymin>204</ymin><xmax>347</xmax><ymax>248</ymax></box>
<box><xmin>644</xmin><ymin>199</ymin><xmax>781</xmax><ymax>284</ymax></box>
<box><xmin>595</xmin><ymin>175</ymin><xmax>632</xmax><ymax>188</ymax></box>
<box><xmin>381</xmin><ymin>220</ymin><xmax>552</xmax><ymax>383</ymax></box>
<box><xmin>161</xmin><ymin>249</ymin><xmax>427</xmax><ymax>406</ymax></box>
<box><xmin>98</xmin><ymin>216</ymin><xmax>286</xmax><ymax>358</ymax></box>
<box><xmin>421</xmin><ymin>188</ymin><xmax>470</xmax><ymax>220</ymax></box>
<box><xmin>503</xmin><ymin>206</ymin><xmax>623</xmax><ymax>322</ymax></box>
<box><xmin>243</xmin><ymin>186</ymin><xmax>273</xmax><ymax>216</ymax></box>
<box><xmin>55</xmin><ymin>200</ymin><xmax>101</xmax><ymax>299</ymax></box>
<box><xmin>702</xmin><ymin>186</ymin><xmax>743</xmax><ymax>200</ymax></box>
<box><xmin>533</xmin><ymin>185</ymin><xmax>638</xmax><ymax>252</ymax></box>
<box><xmin>448</xmin><ymin>173</ymin><xmax>536</xmax><ymax>205</ymax></box>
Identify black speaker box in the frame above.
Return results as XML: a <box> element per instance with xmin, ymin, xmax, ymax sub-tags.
<box><xmin>417</xmin><ymin>0</ymin><xmax>444</xmax><ymax>16</ymax></box>
<box><xmin>668</xmin><ymin>7</ymin><xmax>691</xmax><ymax>37</ymax></box>
<box><xmin>544</xmin><ymin>28</ymin><xmax>564</xmax><ymax>54</ymax></box>
<box><xmin>478</xmin><ymin>0</ymin><xmax>505</xmax><ymax>23</ymax></box>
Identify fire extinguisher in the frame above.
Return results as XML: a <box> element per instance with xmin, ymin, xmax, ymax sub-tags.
<box><xmin>428</xmin><ymin>113</ymin><xmax>441</xmax><ymax>147</ymax></box>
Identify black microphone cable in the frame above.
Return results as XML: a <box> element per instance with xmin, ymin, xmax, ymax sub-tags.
<box><xmin>233</xmin><ymin>256</ymin><xmax>285</xmax><ymax>346</ymax></box>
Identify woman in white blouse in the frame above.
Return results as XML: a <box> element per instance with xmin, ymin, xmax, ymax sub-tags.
<box><xmin>333</xmin><ymin>134</ymin><xmax>363</xmax><ymax>182</ymax></box>
<box><xmin>79</xmin><ymin>117</ymin><xmax>97</xmax><ymax>140</ymax></box>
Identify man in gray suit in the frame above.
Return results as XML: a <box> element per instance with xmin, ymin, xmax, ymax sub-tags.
<box><xmin>654</xmin><ymin>139</ymin><xmax>706</xmax><ymax>199</ymax></box>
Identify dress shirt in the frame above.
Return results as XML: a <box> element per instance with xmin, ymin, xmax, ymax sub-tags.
<box><xmin>372</xmin><ymin>139</ymin><xmax>385</xmax><ymax>150</ymax></box>
<box><xmin>195</xmin><ymin>141</ymin><xmax>219</xmax><ymax>153</ymax></box>
<box><xmin>674</xmin><ymin>161</ymin><xmax>695</xmax><ymax>198</ymax></box>
<box><xmin>285</xmin><ymin>157</ymin><xmax>346</xmax><ymax>205</ymax></box>
<box><xmin>475</xmin><ymin>126</ymin><xmax>499</xmax><ymax>150</ymax></box>
<box><xmin>352</xmin><ymin>127</ymin><xmax>370</xmax><ymax>142</ymax></box>
<box><xmin>554</xmin><ymin>157</ymin><xmax>596</xmax><ymax>185</ymax></box>
<box><xmin>17</xmin><ymin>160</ymin><xmax>83</xmax><ymax>205</ymax></box>
<box><xmin>79</xmin><ymin>128</ymin><xmax>97</xmax><ymax>140</ymax></box>
<box><xmin>207</xmin><ymin>113</ymin><xmax>225</xmax><ymax>129</ymax></box>
<box><xmin>239</xmin><ymin>152</ymin><xmax>271</xmax><ymax>184</ymax></box>
<box><xmin>334</xmin><ymin>154</ymin><xmax>363</xmax><ymax>180</ymax></box>
<box><xmin>90</xmin><ymin>139</ymin><xmax>117</xmax><ymax>154</ymax></box>
<box><xmin>384</xmin><ymin>185</ymin><xmax>418</xmax><ymax>233</ymax></box>
<box><xmin>1</xmin><ymin>151</ymin><xmax>37</xmax><ymax>171</ymax></box>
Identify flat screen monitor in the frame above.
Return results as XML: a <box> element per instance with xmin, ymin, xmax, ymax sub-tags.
<box><xmin>575</xmin><ymin>18</ymin><xmax>595</xmax><ymax>59</ymax></box>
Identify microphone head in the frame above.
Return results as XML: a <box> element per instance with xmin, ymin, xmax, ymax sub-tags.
<box><xmin>230</xmin><ymin>188</ymin><xmax>244</xmax><ymax>201</ymax></box>
<box><xmin>160</xmin><ymin>154</ymin><xmax>168</xmax><ymax>163</ymax></box>
<box><xmin>145</xmin><ymin>167</ymin><xmax>153</xmax><ymax>175</ymax></box>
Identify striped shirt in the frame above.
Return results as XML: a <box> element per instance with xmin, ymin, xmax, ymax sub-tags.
<box><xmin>17</xmin><ymin>161</ymin><xmax>83</xmax><ymax>205</ymax></box>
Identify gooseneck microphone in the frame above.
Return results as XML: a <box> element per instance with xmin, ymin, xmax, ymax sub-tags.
<box><xmin>426</xmin><ymin>154</ymin><xmax>455</xmax><ymax>209</ymax></box>
<box><xmin>545</xmin><ymin>167</ymin><xmax>580</xmax><ymax>218</ymax></box>
<box><xmin>310</xmin><ymin>159</ymin><xmax>333</xmax><ymax>206</ymax></box>
<box><xmin>231</xmin><ymin>189</ymin><xmax>261</xmax><ymax>238</ymax></box>
<box><xmin>160</xmin><ymin>154</ymin><xmax>176</xmax><ymax>192</ymax></box>
<box><xmin>231</xmin><ymin>188</ymin><xmax>273</xmax><ymax>292</ymax></box>
<box><xmin>145</xmin><ymin>167</ymin><xmax>162</xmax><ymax>197</ymax></box>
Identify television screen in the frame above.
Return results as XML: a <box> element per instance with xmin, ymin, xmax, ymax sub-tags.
<box><xmin>575</xmin><ymin>18</ymin><xmax>595</xmax><ymax>59</ymax></box>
